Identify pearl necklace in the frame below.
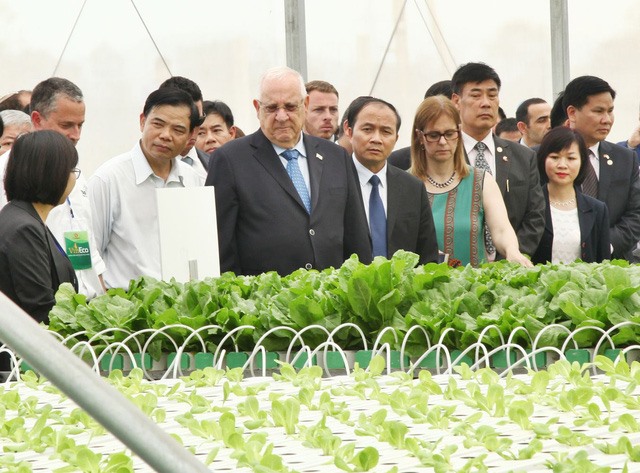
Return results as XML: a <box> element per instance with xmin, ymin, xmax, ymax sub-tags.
<box><xmin>426</xmin><ymin>171</ymin><xmax>456</xmax><ymax>189</ymax></box>
<box><xmin>550</xmin><ymin>198</ymin><xmax>576</xmax><ymax>207</ymax></box>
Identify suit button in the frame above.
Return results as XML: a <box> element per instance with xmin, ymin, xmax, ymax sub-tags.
<box><xmin>309</xmin><ymin>229</ymin><xmax>315</xmax><ymax>236</ymax></box>
<box><xmin>305</xmin><ymin>263</ymin><xmax>312</xmax><ymax>270</ymax></box>
<box><xmin>581</xmin><ymin>242</ymin><xmax>586</xmax><ymax>248</ymax></box>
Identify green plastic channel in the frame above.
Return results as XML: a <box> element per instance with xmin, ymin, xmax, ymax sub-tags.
<box><xmin>100</xmin><ymin>354</ymin><xmax>124</xmax><ymax>371</ymax></box>
<box><xmin>194</xmin><ymin>352</ymin><xmax>214</xmax><ymax>370</ymax></box>
<box><xmin>133</xmin><ymin>353</ymin><xmax>153</xmax><ymax>370</ymax></box>
<box><xmin>564</xmin><ymin>348</ymin><xmax>590</xmax><ymax>365</ymax></box>
<box><xmin>168</xmin><ymin>352</ymin><xmax>191</xmax><ymax>370</ymax></box>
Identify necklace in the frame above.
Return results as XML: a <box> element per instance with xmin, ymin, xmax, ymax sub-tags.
<box><xmin>426</xmin><ymin>171</ymin><xmax>456</xmax><ymax>189</ymax></box>
<box><xmin>550</xmin><ymin>198</ymin><xmax>576</xmax><ymax>207</ymax></box>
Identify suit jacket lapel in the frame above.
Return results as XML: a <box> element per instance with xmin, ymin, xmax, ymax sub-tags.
<box><xmin>385</xmin><ymin>166</ymin><xmax>400</xmax><ymax>236</ymax></box>
<box><xmin>597</xmin><ymin>141</ymin><xmax>612</xmax><ymax>202</ymax></box>
<box><xmin>304</xmin><ymin>135</ymin><xmax>324</xmax><ymax>213</ymax></box>
<box><xmin>250</xmin><ymin>130</ymin><xmax>308</xmax><ymax>211</ymax></box>
<box><xmin>576</xmin><ymin>189</ymin><xmax>596</xmax><ymax>241</ymax></box>
<box><xmin>493</xmin><ymin>135</ymin><xmax>512</xmax><ymax>192</ymax></box>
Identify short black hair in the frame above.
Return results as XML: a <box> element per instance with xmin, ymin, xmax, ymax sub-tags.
<box><xmin>451</xmin><ymin>62</ymin><xmax>501</xmax><ymax>95</ymax></box>
<box><xmin>203</xmin><ymin>100</ymin><xmax>234</xmax><ymax>129</ymax></box>
<box><xmin>30</xmin><ymin>78</ymin><xmax>83</xmax><ymax>116</ymax></box>
<box><xmin>143</xmin><ymin>88</ymin><xmax>202</xmax><ymax>131</ymax></box>
<box><xmin>424</xmin><ymin>80</ymin><xmax>453</xmax><ymax>99</ymax></box>
<box><xmin>537</xmin><ymin>126</ymin><xmax>589</xmax><ymax>186</ymax></box>
<box><xmin>159</xmin><ymin>76</ymin><xmax>203</xmax><ymax>103</ymax></box>
<box><xmin>562</xmin><ymin>75</ymin><xmax>616</xmax><ymax>111</ymax></box>
<box><xmin>337</xmin><ymin>96</ymin><xmax>372</xmax><ymax>139</ymax></box>
<box><xmin>345</xmin><ymin>96</ymin><xmax>401</xmax><ymax>133</ymax></box>
<box><xmin>516</xmin><ymin>98</ymin><xmax>547</xmax><ymax>125</ymax></box>
<box><xmin>5</xmin><ymin>130</ymin><xmax>78</xmax><ymax>205</ymax></box>
<box><xmin>550</xmin><ymin>92</ymin><xmax>568</xmax><ymax>128</ymax></box>
<box><xmin>0</xmin><ymin>113</ymin><xmax>3</xmax><ymax>137</ymax></box>
<box><xmin>495</xmin><ymin>117</ymin><xmax>519</xmax><ymax>136</ymax></box>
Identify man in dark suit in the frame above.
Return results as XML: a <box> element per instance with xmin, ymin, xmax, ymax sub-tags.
<box><xmin>563</xmin><ymin>75</ymin><xmax>640</xmax><ymax>261</ymax></box>
<box><xmin>205</xmin><ymin>67</ymin><xmax>371</xmax><ymax>276</ymax></box>
<box><xmin>451</xmin><ymin>62</ymin><xmax>545</xmax><ymax>258</ymax></box>
<box><xmin>344</xmin><ymin>96</ymin><xmax>438</xmax><ymax>264</ymax></box>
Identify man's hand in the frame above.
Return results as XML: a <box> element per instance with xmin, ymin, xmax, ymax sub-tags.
<box><xmin>627</xmin><ymin>123</ymin><xmax>640</xmax><ymax>149</ymax></box>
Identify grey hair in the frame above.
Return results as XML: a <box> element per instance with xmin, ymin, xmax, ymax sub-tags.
<box><xmin>258</xmin><ymin>66</ymin><xmax>306</xmax><ymax>99</ymax></box>
<box><xmin>0</xmin><ymin>109</ymin><xmax>32</xmax><ymax>128</ymax></box>
<box><xmin>30</xmin><ymin>77</ymin><xmax>83</xmax><ymax>117</ymax></box>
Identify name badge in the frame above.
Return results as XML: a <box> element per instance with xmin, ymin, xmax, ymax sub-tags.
<box><xmin>64</xmin><ymin>230</ymin><xmax>92</xmax><ymax>270</ymax></box>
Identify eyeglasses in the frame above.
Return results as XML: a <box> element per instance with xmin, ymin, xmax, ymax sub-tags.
<box><xmin>71</xmin><ymin>168</ymin><xmax>81</xmax><ymax>178</ymax></box>
<box><xmin>418</xmin><ymin>129</ymin><xmax>459</xmax><ymax>143</ymax></box>
<box><xmin>258</xmin><ymin>101</ymin><xmax>303</xmax><ymax>115</ymax></box>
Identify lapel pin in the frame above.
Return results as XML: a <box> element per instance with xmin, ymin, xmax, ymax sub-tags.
<box><xmin>502</xmin><ymin>155</ymin><xmax>508</xmax><ymax>162</ymax></box>
<box><xmin>496</xmin><ymin>146</ymin><xmax>503</xmax><ymax>153</ymax></box>
<box><xmin>316</xmin><ymin>153</ymin><xmax>323</xmax><ymax>160</ymax></box>
<box><xmin>604</xmin><ymin>154</ymin><xmax>612</xmax><ymax>165</ymax></box>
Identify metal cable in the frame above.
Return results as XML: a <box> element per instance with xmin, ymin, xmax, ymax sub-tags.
<box><xmin>129</xmin><ymin>0</ymin><xmax>172</xmax><ymax>76</ymax></box>
<box><xmin>52</xmin><ymin>0</ymin><xmax>88</xmax><ymax>76</ymax></box>
<box><xmin>369</xmin><ymin>0</ymin><xmax>408</xmax><ymax>95</ymax></box>
<box><xmin>416</xmin><ymin>0</ymin><xmax>457</xmax><ymax>75</ymax></box>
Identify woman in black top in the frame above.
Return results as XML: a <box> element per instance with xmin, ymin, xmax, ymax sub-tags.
<box><xmin>0</xmin><ymin>130</ymin><xmax>79</xmax><ymax>323</ymax></box>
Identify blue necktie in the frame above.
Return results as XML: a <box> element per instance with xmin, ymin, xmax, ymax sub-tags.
<box><xmin>282</xmin><ymin>149</ymin><xmax>311</xmax><ymax>214</ymax></box>
<box><xmin>369</xmin><ymin>175</ymin><xmax>387</xmax><ymax>258</ymax></box>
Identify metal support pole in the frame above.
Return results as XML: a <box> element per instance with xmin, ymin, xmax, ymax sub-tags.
<box><xmin>284</xmin><ymin>0</ymin><xmax>307</xmax><ymax>81</ymax></box>
<box><xmin>550</xmin><ymin>0</ymin><xmax>570</xmax><ymax>98</ymax></box>
<box><xmin>0</xmin><ymin>293</ymin><xmax>211</xmax><ymax>473</ymax></box>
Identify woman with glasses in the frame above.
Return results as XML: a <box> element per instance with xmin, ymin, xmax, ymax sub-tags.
<box><xmin>0</xmin><ymin>130</ymin><xmax>79</xmax><ymax>324</ymax></box>
<box><xmin>531</xmin><ymin>126</ymin><xmax>610</xmax><ymax>264</ymax></box>
<box><xmin>410</xmin><ymin>96</ymin><xmax>531</xmax><ymax>267</ymax></box>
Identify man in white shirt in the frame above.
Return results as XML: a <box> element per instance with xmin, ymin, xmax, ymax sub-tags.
<box><xmin>0</xmin><ymin>77</ymin><xmax>106</xmax><ymax>299</ymax></box>
<box><xmin>159</xmin><ymin>76</ymin><xmax>208</xmax><ymax>183</ymax></box>
<box><xmin>451</xmin><ymin>62</ymin><xmax>545</xmax><ymax>258</ymax></box>
<box><xmin>88</xmin><ymin>88</ymin><xmax>202</xmax><ymax>289</ymax></box>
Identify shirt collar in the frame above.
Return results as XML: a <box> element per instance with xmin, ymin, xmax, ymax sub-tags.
<box><xmin>352</xmin><ymin>154</ymin><xmax>388</xmax><ymax>188</ymax></box>
<box><xmin>272</xmin><ymin>134</ymin><xmax>307</xmax><ymax>158</ymax></box>
<box><xmin>132</xmin><ymin>141</ymin><xmax>184</xmax><ymax>185</ymax></box>
<box><xmin>462</xmin><ymin>130</ymin><xmax>495</xmax><ymax>155</ymax></box>
<box><xmin>589</xmin><ymin>143</ymin><xmax>600</xmax><ymax>159</ymax></box>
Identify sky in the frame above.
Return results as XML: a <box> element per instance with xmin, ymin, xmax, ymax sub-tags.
<box><xmin>1</xmin><ymin>0</ymin><xmax>639</xmax><ymax>174</ymax></box>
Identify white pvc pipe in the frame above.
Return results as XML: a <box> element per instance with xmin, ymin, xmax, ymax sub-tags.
<box><xmin>0</xmin><ymin>292</ymin><xmax>211</xmax><ymax>473</ymax></box>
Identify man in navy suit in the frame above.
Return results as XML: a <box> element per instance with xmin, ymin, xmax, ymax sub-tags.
<box><xmin>344</xmin><ymin>97</ymin><xmax>438</xmax><ymax>264</ymax></box>
<box><xmin>563</xmin><ymin>75</ymin><xmax>640</xmax><ymax>261</ymax></box>
<box><xmin>205</xmin><ymin>67</ymin><xmax>371</xmax><ymax>276</ymax></box>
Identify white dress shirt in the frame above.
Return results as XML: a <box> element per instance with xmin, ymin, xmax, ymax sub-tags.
<box><xmin>588</xmin><ymin>144</ymin><xmax>601</xmax><ymax>179</ymax></box>
<box><xmin>181</xmin><ymin>146</ymin><xmax>207</xmax><ymax>184</ymax></box>
<box><xmin>352</xmin><ymin>155</ymin><xmax>388</xmax><ymax>225</ymax></box>
<box><xmin>88</xmin><ymin>141</ymin><xmax>202</xmax><ymax>289</ymax></box>
<box><xmin>462</xmin><ymin>130</ymin><xmax>496</xmax><ymax>176</ymax></box>
<box><xmin>0</xmin><ymin>151</ymin><xmax>106</xmax><ymax>299</ymax></box>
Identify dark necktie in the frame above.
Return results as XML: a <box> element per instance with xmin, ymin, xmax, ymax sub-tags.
<box><xmin>581</xmin><ymin>151</ymin><xmax>599</xmax><ymax>198</ymax></box>
<box><xmin>474</xmin><ymin>142</ymin><xmax>496</xmax><ymax>256</ymax></box>
<box><xmin>282</xmin><ymin>149</ymin><xmax>311</xmax><ymax>213</ymax></box>
<box><xmin>369</xmin><ymin>175</ymin><xmax>387</xmax><ymax>258</ymax></box>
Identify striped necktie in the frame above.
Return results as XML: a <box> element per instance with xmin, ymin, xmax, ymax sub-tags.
<box><xmin>282</xmin><ymin>149</ymin><xmax>311</xmax><ymax>213</ymax></box>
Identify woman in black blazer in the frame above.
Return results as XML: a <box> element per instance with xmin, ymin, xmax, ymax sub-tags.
<box><xmin>532</xmin><ymin>127</ymin><xmax>610</xmax><ymax>264</ymax></box>
<box><xmin>0</xmin><ymin>130</ymin><xmax>79</xmax><ymax>323</ymax></box>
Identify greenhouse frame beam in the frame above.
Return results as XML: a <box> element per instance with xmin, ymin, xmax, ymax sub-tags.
<box><xmin>284</xmin><ymin>0</ymin><xmax>308</xmax><ymax>81</ymax></box>
<box><xmin>550</xmin><ymin>0</ymin><xmax>570</xmax><ymax>98</ymax></box>
<box><xmin>0</xmin><ymin>293</ymin><xmax>211</xmax><ymax>473</ymax></box>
